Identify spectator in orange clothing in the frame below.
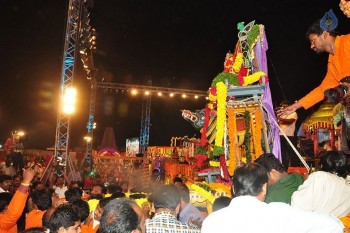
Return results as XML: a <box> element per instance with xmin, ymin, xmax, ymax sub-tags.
<box><xmin>25</xmin><ymin>189</ymin><xmax>52</xmax><ymax>229</ymax></box>
<box><xmin>278</xmin><ymin>17</ymin><xmax>350</xmax><ymax>118</ymax></box>
<box><xmin>0</xmin><ymin>168</ymin><xmax>35</xmax><ymax>233</ymax></box>
<box><xmin>48</xmin><ymin>204</ymin><xmax>81</xmax><ymax>233</ymax></box>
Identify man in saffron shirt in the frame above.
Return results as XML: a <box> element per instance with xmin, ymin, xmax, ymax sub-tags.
<box><xmin>0</xmin><ymin>168</ymin><xmax>35</xmax><ymax>233</ymax></box>
<box><xmin>278</xmin><ymin>19</ymin><xmax>350</xmax><ymax>117</ymax></box>
<box><xmin>25</xmin><ymin>189</ymin><xmax>52</xmax><ymax>229</ymax></box>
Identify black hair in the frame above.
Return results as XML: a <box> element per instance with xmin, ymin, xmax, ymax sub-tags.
<box><xmin>254</xmin><ymin>153</ymin><xmax>286</xmax><ymax>173</ymax></box>
<box><xmin>31</xmin><ymin>189</ymin><xmax>52</xmax><ymax>211</ymax></box>
<box><xmin>0</xmin><ymin>174</ymin><xmax>12</xmax><ymax>183</ymax></box>
<box><xmin>233</xmin><ymin>163</ymin><xmax>268</xmax><ymax>197</ymax></box>
<box><xmin>320</xmin><ymin>150</ymin><xmax>348</xmax><ymax>178</ymax></box>
<box><xmin>64</xmin><ymin>187</ymin><xmax>83</xmax><ymax>203</ymax></box>
<box><xmin>212</xmin><ymin>196</ymin><xmax>232</xmax><ymax>212</ymax></box>
<box><xmin>99</xmin><ymin>197</ymin><xmax>114</xmax><ymax>209</ymax></box>
<box><xmin>305</xmin><ymin>19</ymin><xmax>338</xmax><ymax>39</ymax></box>
<box><xmin>175</xmin><ymin>182</ymin><xmax>190</xmax><ymax>203</ymax></box>
<box><xmin>48</xmin><ymin>204</ymin><xmax>80</xmax><ymax>233</ymax></box>
<box><xmin>21</xmin><ymin>227</ymin><xmax>47</xmax><ymax>233</ymax></box>
<box><xmin>107</xmin><ymin>184</ymin><xmax>122</xmax><ymax>194</ymax></box>
<box><xmin>152</xmin><ymin>184</ymin><xmax>180</xmax><ymax>211</ymax></box>
<box><xmin>173</xmin><ymin>177</ymin><xmax>183</xmax><ymax>184</ymax></box>
<box><xmin>72</xmin><ymin>199</ymin><xmax>90</xmax><ymax>222</ymax></box>
<box><xmin>97</xmin><ymin>198</ymin><xmax>139</xmax><ymax>233</ymax></box>
<box><xmin>31</xmin><ymin>181</ymin><xmax>44</xmax><ymax>190</ymax></box>
<box><xmin>0</xmin><ymin>192</ymin><xmax>13</xmax><ymax>212</ymax></box>
<box><xmin>111</xmin><ymin>191</ymin><xmax>126</xmax><ymax>198</ymax></box>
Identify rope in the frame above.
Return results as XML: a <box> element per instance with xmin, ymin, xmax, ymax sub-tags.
<box><xmin>263</xmin><ymin>104</ymin><xmax>310</xmax><ymax>172</ymax></box>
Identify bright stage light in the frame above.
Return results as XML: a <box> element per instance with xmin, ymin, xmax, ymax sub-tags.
<box><xmin>84</xmin><ymin>136</ymin><xmax>92</xmax><ymax>143</ymax></box>
<box><xmin>157</xmin><ymin>92</ymin><xmax>162</xmax><ymax>96</ymax></box>
<box><xmin>182</xmin><ymin>94</ymin><xmax>187</xmax><ymax>98</ymax></box>
<box><xmin>145</xmin><ymin>91</ymin><xmax>150</xmax><ymax>96</ymax></box>
<box><xmin>169</xmin><ymin>93</ymin><xmax>174</xmax><ymax>97</ymax></box>
<box><xmin>62</xmin><ymin>87</ymin><xmax>77</xmax><ymax>114</ymax></box>
<box><xmin>194</xmin><ymin>95</ymin><xmax>199</xmax><ymax>99</ymax></box>
<box><xmin>131</xmin><ymin>89</ymin><xmax>138</xmax><ymax>95</ymax></box>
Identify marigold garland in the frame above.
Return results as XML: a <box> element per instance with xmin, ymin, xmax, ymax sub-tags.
<box><xmin>213</xmin><ymin>82</ymin><xmax>227</xmax><ymax>156</ymax></box>
<box><xmin>208</xmin><ymin>183</ymin><xmax>232</xmax><ymax>198</ymax></box>
<box><xmin>191</xmin><ymin>182</ymin><xmax>216</xmax><ymax>203</ymax></box>
<box><xmin>243</xmin><ymin>71</ymin><xmax>266</xmax><ymax>86</ymax></box>
<box><xmin>252</xmin><ymin>110</ymin><xmax>263</xmax><ymax>161</ymax></box>
<box><xmin>232</xmin><ymin>52</ymin><xmax>243</xmax><ymax>73</ymax></box>
<box><xmin>227</xmin><ymin>108</ymin><xmax>236</xmax><ymax>176</ymax></box>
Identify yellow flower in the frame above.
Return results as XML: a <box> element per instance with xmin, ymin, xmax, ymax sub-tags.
<box><xmin>243</xmin><ymin>71</ymin><xmax>266</xmax><ymax>86</ymax></box>
<box><xmin>233</xmin><ymin>53</ymin><xmax>243</xmax><ymax>73</ymax></box>
<box><xmin>215</xmin><ymin>82</ymin><xmax>227</xmax><ymax>148</ymax></box>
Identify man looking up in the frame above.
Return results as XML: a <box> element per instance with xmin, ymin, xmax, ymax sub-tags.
<box><xmin>279</xmin><ymin>15</ymin><xmax>350</xmax><ymax>118</ymax></box>
<box><xmin>254</xmin><ymin>153</ymin><xmax>304</xmax><ymax>204</ymax></box>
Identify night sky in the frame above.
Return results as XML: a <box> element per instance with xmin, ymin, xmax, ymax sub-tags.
<box><xmin>1</xmin><ymin>0</ymin><xmax>350</xmax><ymax>150</ymax></box>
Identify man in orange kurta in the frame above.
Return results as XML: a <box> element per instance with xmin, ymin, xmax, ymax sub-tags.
<box><xmin>278</xmin><ymin>19</ymin><xmax>350</xmax><ymax>117</ymax></box>
<box><xmin>25</xmin><ymin>189</ymin><xmax>52</xmax><ymax>229</ymax></box>
<box><xmin>0</xmin><ymin>168</ymin><xmax>35</xmax><ymax>233</ymax></box>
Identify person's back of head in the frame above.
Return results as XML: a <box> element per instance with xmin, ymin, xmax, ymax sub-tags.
<box><xmin>254</xmin><ymin>153</ymin><xmax>285</xmax><ymax>173</ymax></box>
<box><xmin>21</xmin><ymin>227</ymin><xmax>47</xmax><ymax>233</ymax></box>
<box><xmin>98</xmin><ymin>198</ymin><xmax>140</xmax><ymax>233</ymax></box>
<box><xmin>233</xmin><ymin>163</ymin><xmax>268</xmax><ymax>198</ymax></box>
<box><xmin>212</xmin><ymin>196</ymin><xmax>232</xmax><ymax>212</ymax></box>
<box><xmin>320</xmin><ymin>150</ymin><xmax>348</xmax><ymax>178</ymax></box>
<box><xmin>65</xmin><ymin>187</ymin><xmax>83</xmax><ymax>203</ymax></box>
<box><xmin>107</xmin><ymin>184</ymin><xmax>122</xmax><ymax>194</ymax></box>
<box><xmin>72</xmin><ymin>199</ymin><xmax>90</xmax><ymax>223</ymax></box>
<box><xmin>174</xmin><ymin>182</ymin><xmax>190</xmax><ymax>203</ymax></box>
<box><xmin>31</xmin><ymin>189</ymin><xmax>52</xmax><ymax>211</ymax></box>
<box><xmin>48</xmin><ymin>204</ymin><xmax>80</xmax><ymax>233</ymax></box>
<box><xmin>152</xmin><ymin>184</ymin><xmax>180</xmax><ymax>211</ymax></box>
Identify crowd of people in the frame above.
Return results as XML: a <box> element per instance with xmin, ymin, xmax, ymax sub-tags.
<box><xmin>0</xmin><ymin>148</ymin><xmax>350</xmax><ymax>233</ymax></box>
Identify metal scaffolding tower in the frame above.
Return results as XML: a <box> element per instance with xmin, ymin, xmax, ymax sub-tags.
<box><xmin>140</xmin><ymin>80</ymin><xmax>152</xmax><ymax>154</ymax></box>
<box><xmin>54</xmin><ymin>0</ymin><xmax>83</xmax><ymax>167</ymax></box>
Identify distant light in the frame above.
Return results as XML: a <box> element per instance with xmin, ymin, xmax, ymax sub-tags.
<box><xmin>157</xmin><ymin>92</ymin><xmax>162</xmax><ymax>96</ymax></box>
<box><xmin>0</xmin><ymin>144</ymin><xmax>2</xmax><ymax>149</ymax></box>
<box><xmin>194</xmin><ymin>95</ymin><xmax>199</xmax><ymax>99</ymax></box>
<box><xmin>205</xmin><ymin>97</ymin><xmax>209</xmax><ymax>100</ymax></box>
<box><xmin>169</xmin><ymin>93</ymin><xmax>174</xmax><ymax>97</ymax></box>
<box><xmin>62</xmin><ymin>87</ymin><xmax>77</xmax><ymax>114</ymax></box>
<box><xmin>131</xmin><ymin>89</ymin><xmax>138</xmax><ymax>95</ymax></box>
<box><xmin>182</xmin><ymin>94</ymin><xmax>187</xmax><ymax>98</ymax></box>
<box><xmin>145</xmin><ymin>91</ymin><xmax>150</xmax><ymax>96</ymax></box>
<box><xmin>93</xmin><ymin>122</ymin><xmax>97</xmax><ymax>129</ymax></box>
<box><xmin>84</xmin><ymin>136</ymin><xmax>92</xmax><ymax>143</ymax></box>
<box><xmin>17</xmin><ymin>131</ymin><xmax>25</xmax><ymax>136</ymax></box>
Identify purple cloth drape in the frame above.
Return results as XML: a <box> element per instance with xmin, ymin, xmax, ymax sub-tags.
<box><xmin>254</xmin><ymin>28</ymin><xmax>282</xmax><ymax>161</ymax></box>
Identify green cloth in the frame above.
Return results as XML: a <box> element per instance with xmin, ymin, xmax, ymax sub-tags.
<box><xmin>265</xmin><ymin>173</ymin><xmax>304</xmax><ymax>204</ymax></box>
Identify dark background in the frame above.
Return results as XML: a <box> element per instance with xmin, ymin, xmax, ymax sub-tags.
<box><xmin>0</xmin><ymin>0</ymin><xmax>349</xmax><ymax>150</ymax></box>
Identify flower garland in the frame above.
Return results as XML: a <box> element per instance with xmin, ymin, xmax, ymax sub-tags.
<box><xmin>191</xmin><ymin>182</ymin><xmax>216</xmax><ymax>203</ymax></box>
<box><xmin>252</xmin><ymin>110</ymin><xmax>263</xmax><ymax>161</ymax></box>
<box><xmin>243</xmin><ymin>71</ymin><xmax>266</xmax><ymax>86</ymax></box>
<box><xmin>227</xmin><ymin>108</ymin><xmax>236</xmax><ymax>176</ymax></box>
<box><xmin>211</xmin><ymin>72</ymin><xmax>239</xmax><ymax>87</ymax></box>
<box><xmin>213</xmin><ymin>82</ymin><xmax>227</xmax><ymax>156</ymax></box>
<box><xmin>232</xmin><ymin>52</ymin><xmax>243</xmax><ymax>73</ymax></box>
<box><xmin>208</xmin><ymin>182</ymin><xmax>232</xmax><ymax>198</ymax></box>
<box><xmin>243</xmin><ymin>111</ymin><xmax>251</xmax><ymax>163</ymax></box>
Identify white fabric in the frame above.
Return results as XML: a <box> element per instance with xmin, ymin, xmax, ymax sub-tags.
<box><xmin>201</xmin><ymin>196</ymin><xmax>343</xmax><ymax>233</ymax></box>
<box><xmin>54</xmin><ymin>186</ymin><xmax>68</xmax><ymax>199</ymax></box>
<box><xmin>291</xmin><ymin>171</ymin><xmax>350</xmax><ymax>218</ymax></box>
<box><xmin>279</xmin><ymin>112</ymin><xmax>297</xmax><ymax>136</ymax></box>
<box><xmin>0</xmin><ymin>187</ymin><xmax>9</xmax><ymax>193</ymax></box>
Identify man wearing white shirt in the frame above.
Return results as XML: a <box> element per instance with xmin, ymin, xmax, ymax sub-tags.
<box><xmin>0</xmin><ymin>174</ymin><xmax>12</xmax><ymax>193</ymax></box>
<box><xmin>201</xmin><ymin>164</ymin><xmax>345</xmax><ymax>233</ymax></box>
